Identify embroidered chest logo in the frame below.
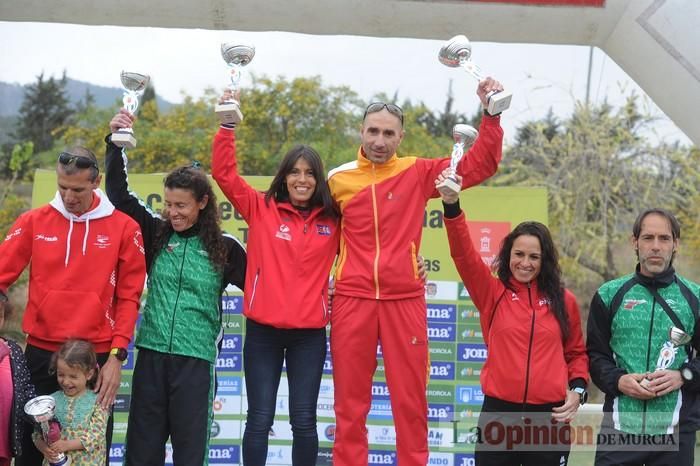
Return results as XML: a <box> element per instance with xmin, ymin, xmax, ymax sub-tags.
<box><xmin>538</xmin><ymin>298</ymin><xmax>551</xmax><ymax>307</ymax></box>
<box><xmin>623</xmin><ymin>299</ymin><xmax>647</xmax><ymax>310</ymax></box>
<box><xmin>167</xmin><ymin>242</ymin><xmax>181</xmax><ymax>253</ymax></box>
<box><xmin>94</xmin><ymin>234</ymin><xmax>112</xmax><ymax>249</ymax></box>
<box><xmin>317</xmin><ymin>224</ymin><xmax>331</xmax><ymax>236</ymax></box>
<box><xmin>510</xmin><ymin>292</ymin><xmax>519</xmax><ymax>301</ymax></box>
<box><xmin>275</xmin><ymin>224</ymin><xmax>292</xmax><ymax>241</ymax></box>
<box><xmin>35</xmin><ymin>234</ymin><xmax>58</xmax><ymax>242</ymax></box>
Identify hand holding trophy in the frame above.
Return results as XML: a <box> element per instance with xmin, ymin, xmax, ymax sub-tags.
<box><xmin>111</xmin><ymin>71</ymin><xmax>150</xmax><ymax>149</ymax></box>
<box><xmin>25</xmin><ymin>396</ymin><xmax>72</xmax><ymax>466</ymax></box>
<box><xmin>640</xmin><ymin>326</ymin><xmax>691</xmax><ymax>389</ymax></box>
<box><xmin>215</xmin><ymin>43</ymin><xmax>255</xmax><ymax>125</ymax></box>
<box><xmin>436</xmin><ymin>124</ymin><xmax>479</xmax><ymax>194</ymax></box>
<box><xmin>439</xmin><ymin>35</ymin><xmax>512</xmax><ymax>115</ymax></box>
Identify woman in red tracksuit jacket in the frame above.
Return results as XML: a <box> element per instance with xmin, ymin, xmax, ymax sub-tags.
<box><xmin>436</xmin><ymin>171</ymin><xmax>589</xmax><ymax>466</ymax></box>
<box><xmin>211</xmin><ymin>94</ymin><xmax>340</xmax><ymax>466</ymax></box>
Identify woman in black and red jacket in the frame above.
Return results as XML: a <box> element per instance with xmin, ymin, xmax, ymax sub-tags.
<box><xmin>436</xmin><ymin>170</ymin><xmax>589</xmax><ymax>466</ymax></box>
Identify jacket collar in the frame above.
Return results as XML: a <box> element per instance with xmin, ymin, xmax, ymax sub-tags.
<box><xmin>357</xmin><ymin>147</ymin><xmax>398</xmax><ymax>169</ymax></box>
<box><xmin>635</xmin><ymin>264</ymin><xmax>676</xmax><ymax>288</ymax></box>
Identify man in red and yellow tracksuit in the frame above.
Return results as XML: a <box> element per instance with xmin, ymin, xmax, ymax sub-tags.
<box><xmin>328</xmin><ymin>79</ymin><xmax>504</xmax><ymax>465</ymax></box>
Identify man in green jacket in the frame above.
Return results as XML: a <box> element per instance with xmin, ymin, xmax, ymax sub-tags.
<box><xmin>588</xmin><ymin>208</ymin><xmax>700</xmax><ymax>466</ymax></box>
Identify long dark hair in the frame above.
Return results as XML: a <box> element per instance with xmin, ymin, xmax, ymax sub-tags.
<box><xmin>50</xmin><ymin>339</ymin><xmax>99</xmax><ymax>389</ymax></box>
<box><xmin>264</xmin><ymin>145</ymin><xmax>338</xmax><ymax>219</ymax></box>
<box><xmin>494</xmin><ymin>221</ymin><xmax>569</xmax><ymax>340</ymax></box>
<box><xmin>153</xmin><ymin>166</ymin><xmax>228</xmax><ymax>271</ymax></box>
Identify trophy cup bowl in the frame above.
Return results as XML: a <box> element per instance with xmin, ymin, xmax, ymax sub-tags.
<box><xmin>112</xmin><ymin>71</ymin><xmax>150</xmax><ymax>149</ymax></box>
<box><xmin>453</xmin><ymin>123</ymin><xmax>479</xmax><ymax>149</ymax></box>
<box><xmin>25</xmin><ymin>396</ymin><xmax>72</xmax><ymax>466</ymax></box>
<box><xmin>215</xmin><ymin>43</ymin><xmax>256</xmax><ymax>125</ymax></box>
<box><xmin>669</xmin><ymin>326</ymin><xmax>691</xmax><ymax>346</ymax></box>
<box><xmin>438</xmin><ymin>34</ymin><xmax>512</xmax><ymax>114</ymax></box>
<box><xmin>438</xmin><ymin>123</ymin><xmax>478</xmax><ymax>194</ymax></box>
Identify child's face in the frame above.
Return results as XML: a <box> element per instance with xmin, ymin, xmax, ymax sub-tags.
<box><xmin>56</xmin><ymin>359</ymin><xmax>93</xmax><ymax>397</ymax></box>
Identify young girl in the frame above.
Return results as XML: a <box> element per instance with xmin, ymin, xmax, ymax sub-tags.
<box><xmin>33</xmin><ymin>339</ymin><xmax>108</xmax><ymax>466</ymax></box>
<box><xmin>0</xmin><ymin>297</ymin><xmax>36</xmax><ymax>466</ymax></box>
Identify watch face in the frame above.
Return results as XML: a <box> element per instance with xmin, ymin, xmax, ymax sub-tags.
<box><xmin>115</xmin><ymin>348</ymin><xmax>128</xmax><ymax>362</ymax></box>
<box><xmin>682</xmin><ymin>367</ymin><xmax>693</xmax><ymax>382</ymax></box>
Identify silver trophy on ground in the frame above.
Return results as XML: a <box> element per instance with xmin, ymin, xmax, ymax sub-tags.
<box><xmin>215</xmin><ymin>43</ymin><xmax>255</xmax><ymax>125</ymax></box>
<box><xmin>24</xmin><ymin>396</ymin><xmax>72</xmax><ymax>466</ymax></box>
<box><xmin>641</xmin><ymin>326</ymin><xmax>691</xmax><ymax>388</ymax></box>
<box><xmin>111</xmin><ymin>71</ymin><xmax>150</xmax><ymax>149</ymax></box>
<box><xmin>439</xmin><ymin>35</ymin><xmax>512</xmax><ymax>115</ymax></box>
<box><xmin>436</xmin><ymin>124</ymin><xmax>479</xmax><ymax>194</ymax></box>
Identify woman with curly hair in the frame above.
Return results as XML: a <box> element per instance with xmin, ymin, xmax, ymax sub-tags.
<box><xmin>104</xmin><ymin>110</ymin><xmax>247</xmax><ymax>466</ymax></box>
<box><xmin>436</xmin><ymin>169</ymin><xmax>589</xmax><ymax>466</ymax></box>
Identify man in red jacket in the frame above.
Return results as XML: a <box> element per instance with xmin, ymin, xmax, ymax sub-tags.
<box><xmin>328</xmin><ymin>78</ymin><xmax>504</xmax><ymax>466</ymax></box>
<box><xmin>0</xmin><ymin>147</ymin><xmax>146</xmax><ymax>466</ymax></box>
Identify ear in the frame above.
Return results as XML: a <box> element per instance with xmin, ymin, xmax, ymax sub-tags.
<box><xmin>86</xmin><ymin>368</ymin><xmax>96</xmax><ymax>381</ymax></box>
<box><xmin>630</xmin><ymin>235</ymin><xmax>638</xmax><ymax>250</ymax></box>
<box><xmin>198</xmin><ymin>194</ymin><xmax>209</xmax><ymax>210</ymax></box>
<box><xmin>93</xmin><ymin>174</ymin><xmax>103</xmax><ymax>188</ymax></box>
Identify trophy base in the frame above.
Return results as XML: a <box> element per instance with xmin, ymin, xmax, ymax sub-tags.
<box><xmin>487</xmin><ymin>90</ymin><xmax>513</xmax><ymax>115</ymax></box>
<box><xmin>50</xmin><ymin>454</ymin><xmax>71</xmax><ymax>466</ymax></box>
<box><xmin>111</xmin><ymin>131</ymin><xmax>137</xmax><ymax>149</ymax></box>
<box><xmin>215</xmin><ymin>102</ymin><xmax>243</xmax><ymax>125</ymax></box>
<box><xmin>436</xmin><ymin>177</ymin><xmax>461</xmax><ymax>194</ymax></box>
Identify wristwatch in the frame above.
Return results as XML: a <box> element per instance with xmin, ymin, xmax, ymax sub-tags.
<box><xmin>572</xmin><ymin>387</ymin><xmax>588</xmax><ymax>405</ymax></box>
<box><xmin>110</xmin><ymin>347</ymin><xmax>128</xmax><ymax>364</ymax></box>
<box><xmin>681</xmin><ymin>364</ymin><xmax>694</xmax><ymax>383</ymax></box>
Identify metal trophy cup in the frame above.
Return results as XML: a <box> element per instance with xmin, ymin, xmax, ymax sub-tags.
<box><xmin>24</xmin><ymin>396</ymin><xmax>72</xmax><ymax>466</ymax></box>
<box><xmin>439</xmin><ymin>35</ymin><xmax>512</xmax><ymax>115</ymax></box>
<box><xmin>641</xmin><ymin>326</ymin><xmax>692</xmax><ymax>388</ymax></box>
<box><xmin>436</xmin><ymin>124</ymin><xmax>479</xmax><ymax>193</ymax></box>
<box><xmin>215</xmin><ymin>43</ymin><xmax>255</xmax><ymax>125</ymax></box>
<box><xmin>111</xmin><ymin>71</ymin><xmax>150</xmax><ymax>149</ymax></box>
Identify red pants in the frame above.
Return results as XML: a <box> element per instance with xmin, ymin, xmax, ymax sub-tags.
<box><xmin>331</xmin><ymin>295</ymin><xmax>428</xmax><ymax>466</ymax></box>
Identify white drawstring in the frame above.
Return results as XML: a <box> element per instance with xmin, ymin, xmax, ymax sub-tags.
<box><xmin>65</xmin><ymin>216</ymin><xmax>74</xmax><ymax>267</ymax></box>
<box><xmin>82</xmin><ymin>216</ymin><xmax>90</xmax><ymax>256</ymax></box>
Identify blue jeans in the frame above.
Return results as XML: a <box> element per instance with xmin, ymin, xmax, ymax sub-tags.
<box><xmin>242</xmin><ymin>318</ymin><xmax>327</xmax><ymax>466</ymax></box>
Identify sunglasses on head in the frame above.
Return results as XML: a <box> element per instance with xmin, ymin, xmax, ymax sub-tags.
<box><xmin>58</xmin><ymin>152</ymin><xmax>99</xmax><ymax>171</ymax></box>
<box><xmin>363</xmin><ymin>102</ymin><xmax>404</xmax><ymax>125</ymax></box>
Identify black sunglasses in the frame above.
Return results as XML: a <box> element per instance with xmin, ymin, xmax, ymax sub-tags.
<box><xmin>58</xmin><ymin>152</ymin><xmax>99</xmax><ymax>171</ymax></box>
<box><xmin>363</xmin><ymin>102</ymin><xmax>404</xmax><ymax>125</ymax></box>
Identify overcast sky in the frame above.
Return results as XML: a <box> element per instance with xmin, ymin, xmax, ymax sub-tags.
<box><xmin>0</xmin><ymin>21</ymin><xmax>690</xmax><ymax>145</ymax></box>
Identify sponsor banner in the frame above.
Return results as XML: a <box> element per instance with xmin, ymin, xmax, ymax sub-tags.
<box><xmin>368</xmin><ymin>400</ymin><xmax>394</xmax><ymax>420</ymax></box>
<box><xmin>455</xmin><ymin>453</ymin><xmax>476</xmax><ymax>466</ymax></box>
<box><xmin>429</xmin><ymin>341</ymin><xmax>455</xmax><ymax>361</ymax></box>
<box><xmin>368</xmin><ymin>424</ymin><xmax>397</xmax><ymax>445</ymax></box>
<box><xmin>217</xmin><ymin>375</ymin><xmax>242</xmax><ymax>395</ymax></box>
<box><xmin>377</xmin><ymin>343</ymin><xmax>384</xmax><ymax>359</ymax></box>
<box><xmin>265</xmin><ymin>445</ymin><xmax>293</xmax><ymax>465</ymax></box>
<box><xmin>428</xmin><ymin>451</ymin><xmax>454</xmax><ymax>465</ymax></box>
<box><xmin>112</xmin><ymin>421</ymin><xmax>128</xmax><ymax>436</ymax></box>
<box><xmin>457</xmin><ymin>362</ymin><xmax>483</xmax><ymax>380</ymax></box>
<box><xmin>429</xmin><ymin>361</ymin><xmax>455</xmax><ymax>380</ymax></box>
<box><xmin>216</xmin><ymin>352</ymin><xmax>242</xmax><ymax>371</ymax></box>
<box><xmin>427</xmin><ymin>303</ymin><xmax>457</xmax><ymax>323</ymax></box>
<box><xmin>372</xmin><ymin>381</ymin><xmax>391</xmax><ymax>400</ymax></box>
<box><xmin>221</xmin><ymin>295</ymin><xmax>243</xmax><ymax>314</ymax></box>
<box><xmin>458</xmin><ymin>283</ymin><xmax>470</xmax><ymax>301</ymax></box>
<box><xmin>212</xmin><ymin>395</ymin><xmax>242</xmax><ymax>415</ymax></box>
<box><xmin>457</xmin><ymin>324</ymin><xmax>483</xmax><ymax>342</ymax></box>
<box><xmin>368</xmin><ymin>450</ymin><xmax>398</xmax><ymax>466</ymax></box>
<box><xmin>109</xmin><ymin>443</ymin><xmax>125</xmax><ymax>463</ymax></box>
<box><xmin>207</xmin><ymin>445</ymin><xmax>241</xmax><ymax>464</ymax></box>
<box><xmin>454</xmin><ymin>404</ymin><xmax>482</xmax><ymax>420</ymax></box>
<box><xmin>118</xmin><ymin>376</ymin><xmax>131</xmax><ymax>394</ymax></box>
<box><xmin>425</xmin><ymin>280</ymin><xmax>458</xmax><ymax>301</ymax></box>
<box><xmin>113</xmin><ymin>394</ymin><xmax>130</xmax><ymax>413</ymax></box>
<box><xmin>323</xmin><ymin>357</ymin><xmax>333</xmax><ymax>374</ymax></box>
<box><xmin>221</xmin><ymin>314</ymin><xmax>243</xmax><ymax>331</ymax></box>
<box><xmin>458</xmin><ymin>304</ymin><xmax>479</xmax><ymax>321</ymax></box>
<box><xmin>466</xmin><ymin>221</ymin><xmax>511</xmax><ymax>268</ymax></box>
<box><xmin>317</xmin><ymin>447</ymin><xmax>334</xmax><ymax>465</ymax></box>
<box><xmin>456</xmin><ymin>385</ymin><xmax>484</xmax><ymax>405</ymax></box>
<box><xmin>318</xmin><ymin>377</ymin><xmax>335</xmax><ymax>400</ymax></box>
<box><xmin>428</xmin><ymin>427</ymin><xmax>456</xmax><ymax>449</ymax></box>
<box><xmin>209</xmin><ymin>420</ymin><xmax>242</xmax><ymax>440</ymax></box>
<box><xmin>319</xmin><ymin>422</ymin><xmax>336</xmax><ymax>442</ymax></box>
<box><xmin>428</xmin><ymin>323</ymin><xmax>457</xmax><ymax>342</ymax></box>
<box><xmin>458</xmin><ymin>344</ymin><xmax>488</xmax><ymax>362</ymax></box>
<box><xmin>426</xmin><ymin>384</ymin><xmax>455</xmax><ymax>404</ymax></box>
<box><xmin>221</xmin><ymin>334</ymin><xmax>242</xmax><ymax>352</ymax></box>
<box><xmin>317</xmin><ymin>398</ymin><xmax>335</xmax><ymax>418</ymax></box>
<box><xmin>428</xmin><ymin>403</ymin><xmax>454</xmax><ymax>422</ymax></box>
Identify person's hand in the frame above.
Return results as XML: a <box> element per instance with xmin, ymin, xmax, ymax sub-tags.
<box><xmin>618</xmin><ymin>373</ymin><xmax>656</xmax><ymax>400</ymax></box>
<box><xmin>416</xmin><ymin>255</ymin><xmax>428</xmax><ymax>282</ymax></box>
<box><xmin>551</xmin><ymin>390</ymin><xmax>581</xmax><ymax>422</ymax></box>
<box><xmin>95</xmin><ymin>355</ymin><xmax>122</xmax><ymax>409</ymax></box>
<box><xmin>49</xmin><ymin>439</ymin><xmax>70</xmax><ymax>454</ymax></box>
<box><xmin>34</xmin><ymin>437</ymin><xmax>58</xmax><ymax>461</ymax></box>
<box><xmin>477</xmin><ymin>77</ymin><xmax>504</xmax><ymax>109</ymax></box>
<box><xmin>435</xmin><ymin>168</ymin><xmax>461</xmax><ymax>204</ymax></box>
<box><xmin>220</xmin><ymin>89</ymin><xmax>241</xmax><ymax>104</ymax></box>
<box><xmin>644</xmin><ymin>369</ymin><xmax>683</xmax><ymax>397</ymax></box>
<box><xmin>109</xmin><ymin>109</ymin><xmax>135</xmax><ymax>134</ymax></box>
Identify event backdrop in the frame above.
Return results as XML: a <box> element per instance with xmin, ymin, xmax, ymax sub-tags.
<box><xmin>32</xmin><ymin>170</ymin><xmax>547</xmax><ymax>466</ymax></box>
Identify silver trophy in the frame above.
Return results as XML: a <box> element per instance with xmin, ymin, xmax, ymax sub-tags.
<box><xmin>641</xmin><ymin>326</ymin><xmax>691</xmax><ymax>388</ymax></box>
<box><xmin>24</xmin><ymin>396</ymin><xmax>72</xmax><ymax>466</ymax></box>
<box><xmin>436</xmin><ymin>124</ymin><xmax>479</xmax><ymax>194</ymax></box>
<box><xmin>215</xmin><ymin>43</ymin><xmax>255</xmax><ymax>125</ymax></box>
<box><xmin>439</xmin><ymin>35</ymin><xmax>512</xmax><ymax>115</ymax></box>
<box><xmin>111</xmin><ymin>71</ymin><xmax>150</xmax><ymax>149</ymax></box>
